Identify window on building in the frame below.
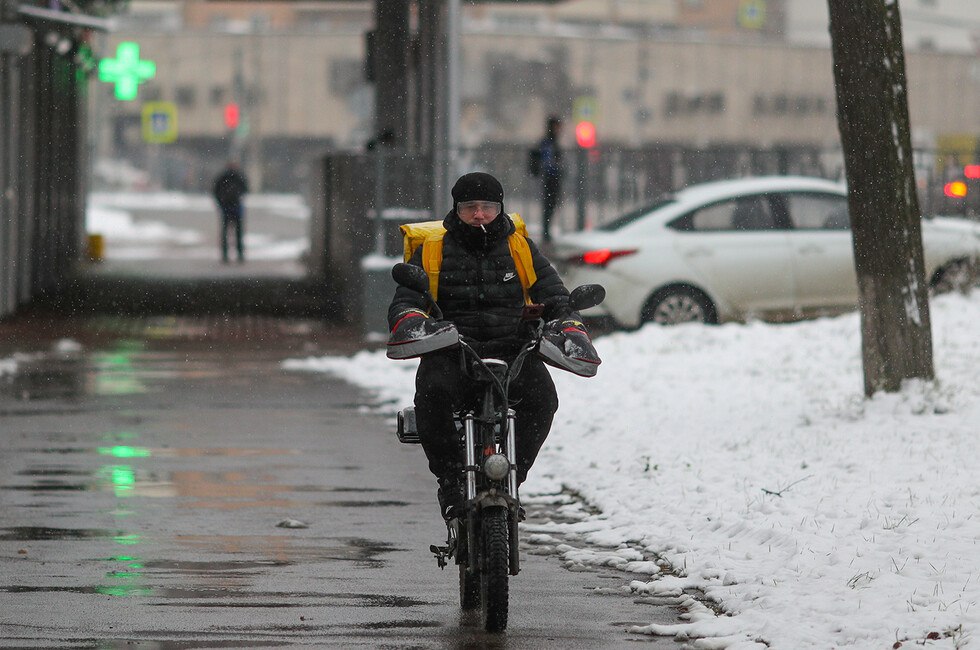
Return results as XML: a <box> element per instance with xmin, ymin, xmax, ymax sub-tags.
<box><xmin>175</xmin><ymin>85</ymin><xmax>196</xmax><ymax>108</ymax></box>
<box><xmin>210</xmin><ymin>86</ymin><xmax>226</xmax><ymax>106</ymax></box>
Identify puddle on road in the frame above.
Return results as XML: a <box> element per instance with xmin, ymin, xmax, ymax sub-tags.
<box><xmin>0</xmin><ymin>342</ymin><xmax>153</xmax><ymax>401</ymax></box>
<box><xmin>322</xmin><ymin>486</ymin><xmax>384</xmax><ymax>493</ymax></box>
<box><xmin>15</xmin><ymin>468</ymin><xmax>91</xmax><ymax>477</ymax></box>
<box><xmin>315</xmin><ymin>500</ymin><xmax>410</xmax><ymax>508</ymax></box>
<box><xmin>4</xmin><ymin>481</ymin><xmax>89</xmax><ymax>491</ymax></box>
<box><xmin>352</xmin><ymin>619</ymin><xmax>442</xmax><ymax>630</ymax></box>
<box><xmin>2</xmin><ymin>356</ymin><xmax>87</xmax><ymax>401</ymax></box>
<box><xmin>0</xmin><ymin>527</ymin><xmax>127</xmax><ymax>541</ymax></box>
<box><xmin>0</xmin><ymin>584</ymin><xmax>150</xmax><ymax>597</ymax></box>
<box><xmin>0</xmin><ymin>338</ymin><xmax>288</xmax><ymax>403</ymax></box>
<box><xmin>143</xmin><ymin>559</ymin><xmax>292</xmax><ymax>572</ymax></box>
<box><xmin>173</xmin><ymin>535</ymin><xmax>397</xmax><ymax>569</ymax></box>
<box><xmin>5</xmin><ymin>444</ymin><xmax>307</xmax><ymax>500</ymax></box>
<box><xmin>326</xmin><ymin>593</ymin><xmax>430</xmax><ymax>608</ymax></box>
<box><xmin>7</xmin><ymin>468</ymin><xmax>91</xmax><ymax>491</ymax></box>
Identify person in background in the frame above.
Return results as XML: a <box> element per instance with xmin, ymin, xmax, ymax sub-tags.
<box><xmin>528</xmin><ymin>115</ymin><xmax>565</xmax><ymax>244</ymax></box>
<box><xmin>212</xmin><ymin>161</ymin><xmax>249</xmax><ymax>264</ymax></box>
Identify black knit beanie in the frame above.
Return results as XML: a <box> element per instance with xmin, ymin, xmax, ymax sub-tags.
<box><xmin>451</xmin><ymin>172</ymin><xmax>504</xmax><ymax>212</ymax></box>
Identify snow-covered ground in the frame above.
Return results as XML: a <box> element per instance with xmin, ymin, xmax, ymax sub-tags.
<box><xmin>282</xmin><ymin>292</ymin><xmax>980</xmax><ymax>649</ymax></box>
<box><xmin>85</xmin><ymin>193</ymin><xmax>309</xmax><ymax>262</ymax></box>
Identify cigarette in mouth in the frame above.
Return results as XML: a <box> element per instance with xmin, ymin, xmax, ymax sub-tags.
<box><xmin>480</xmin><ymin>224</ymin><xmax>487</xmax><ymax>232</ymax></box>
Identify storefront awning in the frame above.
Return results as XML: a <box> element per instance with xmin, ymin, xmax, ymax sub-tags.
<box><xmin>17</xmin><ymin>4</ymin><xmax>112</xmax><ymax>31</ymax></box>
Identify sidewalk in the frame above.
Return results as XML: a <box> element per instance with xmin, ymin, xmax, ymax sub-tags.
<box><xmin>0</xmin><ymin>290</ymin><xmax>683</xmax><ymax>649</ymax></box>
<box><xmin>34</xmin><ymin>256</ymin><xmax>339</xmax><ymax>319</ymax></box>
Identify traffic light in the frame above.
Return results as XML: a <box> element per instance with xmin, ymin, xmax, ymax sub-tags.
<box><xmin>575</xmin><ymin>120</ymin><xmax>596</xmax><ymax>149</ymax></box>
<box><xmin>964</xmin><ymin>164</ymin><xmax>980</xmax><ymax>180</ymax></box>
<box><xmin>223</xmin><ymin>102</ymin><xmax>240</xmax><ymax>130</ymax></box>
<box><xmin>943</xmin><ymin>181</ymin><xmax>968</xmax><ymax>198</ymax></box>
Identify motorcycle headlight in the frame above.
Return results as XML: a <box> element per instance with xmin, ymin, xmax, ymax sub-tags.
<box><xmin>483</xmin><ymin>454</ymin><xmax>510</xmax><ymax>481</ymax></box>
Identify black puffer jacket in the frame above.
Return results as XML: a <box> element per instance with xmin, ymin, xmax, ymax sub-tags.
<box><xmin>388</xmin><ymin>211</ymin><xmax>572</xmax><ymax>356</ymax></box>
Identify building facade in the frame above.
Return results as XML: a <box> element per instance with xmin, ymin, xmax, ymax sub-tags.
<box><xmin>92</xmin><ymin>0</ymin><xmax>980</xmax><ymax>192</ymax></box>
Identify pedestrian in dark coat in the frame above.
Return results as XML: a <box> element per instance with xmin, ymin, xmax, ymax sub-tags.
<box><xmin>387</xmin><ymin>172</ymin><xmax>593</xmax><ymax>520</ymax></box>
<box><xmin>528</xmin><ymin>115</ymin><xmax>564</xmax><ymax>243</ymax></box>
<box><xmin>212</xmin><ymin>161</ymin><xmax>249</xmax><ymax>263</ymax></box>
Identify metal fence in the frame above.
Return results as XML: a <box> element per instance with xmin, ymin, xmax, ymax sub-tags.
<box><xmin>450</xmin><ymin>143</ymin><xmax>977</xmax><ymax>240</ymax></box>
<box><xmin>454</xmin><ymin>142</ymin><xmax>839</xmax><ymax>236</ymax></box>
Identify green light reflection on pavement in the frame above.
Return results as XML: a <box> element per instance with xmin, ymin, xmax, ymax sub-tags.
<box><xmin>92</xmin><ymin>342</ymin><xmax>146</xmax><ymax>395</ymax></box>
<box><xmin>97</xmin><ymin>465</ymin><xmax>137</xmax><ymax>497</ymax></box>
<box><xmin>113</xmin><ymin>533</ymin><xmax>141</xmax><ymax>546</ymax></box>
<box><xmin>94</xmin><ymin>418</ymin><xmax>151</xmax><ymax>599</ymax></box>
<box><xmin>98</xmin><ymin>445</ymin><xmax>152</xmax><ymax>459</ymax></box>
<box><xmin>103</xmin><ymin>555</ymin><xmax>143</xmax><ymax>569</ymax></box>
<box><xmin>96</xmin><ymin>585</ymin><xmax>152</xmax><ymax>597</ymax></box>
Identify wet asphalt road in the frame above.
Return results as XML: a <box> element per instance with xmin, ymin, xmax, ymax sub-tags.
<box><xmin>0</xmin><ymin>320</ymin><xmax>684</xmax><ymax>649</ymax></box>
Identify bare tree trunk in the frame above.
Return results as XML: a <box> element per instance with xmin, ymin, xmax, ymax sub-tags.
<box><xmin>827</xmin><ymin>0</ymin><xmax>934</xmax><ymax>396</ymax></box>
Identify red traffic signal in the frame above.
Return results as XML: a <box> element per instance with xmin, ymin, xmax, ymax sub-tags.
<box><xmin>944</xmin><ymin>181</ymin><xmax>968</xmax><ymax>198</ymax></box>
<box><xmin>964</xmin><ymin>164</ymin><xmax>980</xmax><ymax>180</ymax></box>
<box><xmin>575</xmin><ymin>120</ymin><xmax>596</xmax><ymax>149</ymax></box>
<box><xmin>223</xmin><ymin>102</ymin><xmax>240</xmax><ymax>129</ymax></box>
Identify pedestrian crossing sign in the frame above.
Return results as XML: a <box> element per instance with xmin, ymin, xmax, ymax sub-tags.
<box><xmin>573</xmin><ymin>96</ymin><xmax>598</xmax><ymax>123</ymax></box>
<box><xmin>738</xmin><ymin>0</ymin><xmax>766</xmax><ymax>30</ymax></box>
<box><xmin>142</xmin><ymin>102</ymin><xmax>178</xmax><ymax>143</ymax></box>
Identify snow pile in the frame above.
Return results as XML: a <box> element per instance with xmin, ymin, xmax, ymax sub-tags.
<box><xmin>86</xmin><ymin>204</ymin><xmax>201</xmax><ymax>245</ymax></box>
<box><xmin>283</xmin><ymin>292</ymin><xmax>980</xmax><ymax>649</ymax></box>
<box><xmin>0</xmin><ymin>355</ymin><xmax>18</xmax><ymax>377</ymax></box>
<box><xmin>84</xmin><ymin>194</ymin><xmax>308</xmax><ymax>261</ymax></box>
<box><xmin>88</xmin><ymin>192</ymin><xmax>311</xmax><ymax>220</ymax></box>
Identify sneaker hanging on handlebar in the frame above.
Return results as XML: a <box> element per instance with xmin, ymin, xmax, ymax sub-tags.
<box><xmin>538</xmin><ymin>317</ymin><xmax>602</xmax><ymax>377</ymax></box>
<box><xmin>387</xmin><ymin>308</ymin><xmax>459</xmax><ymax>359</ymax></box>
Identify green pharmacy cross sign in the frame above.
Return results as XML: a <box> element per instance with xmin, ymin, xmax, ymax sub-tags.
<box><xmin>99</xmin><ymin>42</ymin><xmax>156</xmax><ymax>101</ymax></box>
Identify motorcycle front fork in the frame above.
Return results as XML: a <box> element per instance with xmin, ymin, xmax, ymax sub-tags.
<box><xmin>462</xmin><ymin>408</ymin><xmax>518</xmax><ymax>501</ymax></box>
<box><xmin>462</xmin><ymin>408</ymin><xmax>519</xmax><ymax>570</ymax></box>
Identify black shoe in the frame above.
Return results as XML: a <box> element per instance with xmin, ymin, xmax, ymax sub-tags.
<box><xmin>386</xmin><ymin>316</ymin><xmax>459</xmax><ymax>359</ymax></box>
<box><xmin>437</xmin><ymin>481</ymin><xmax>464</xmax><ymax>521</ymax></box>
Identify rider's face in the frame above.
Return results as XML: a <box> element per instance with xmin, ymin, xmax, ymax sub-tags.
<box><xmin>456</xmin><ymin>200</ymin><xmax>501</xmax><ymax>227</ymax></box>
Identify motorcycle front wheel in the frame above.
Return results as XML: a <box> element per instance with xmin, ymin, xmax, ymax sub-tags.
<box><xmin>480</xmin><ymin>506</ymin><xmax>510</xmax><ymax>632</ymax></box>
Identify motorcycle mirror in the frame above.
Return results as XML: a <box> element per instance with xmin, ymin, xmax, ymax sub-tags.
<box><xmin>569</xmin><ymin>284</ymin><xmax>605</xmax><ymax>311</ymax></box>
<box><xmin>392</xmin><ymin>263</ymin><xmax>430</xmax><ymax>294</ymax></box>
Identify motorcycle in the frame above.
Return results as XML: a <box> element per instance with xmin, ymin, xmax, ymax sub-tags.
<box><xmin>390</xmin><ymin>262</ymin><xmax>604</xmax><ymax>632</ymax></box>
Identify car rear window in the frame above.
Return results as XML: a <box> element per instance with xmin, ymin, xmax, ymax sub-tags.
<box><xmin>598</xmin><ymin>198</ymin><xmax>676</xmax><ymax>231</ymax></box>
<box><xmin>785</xmin><ymin>193</ymin><xmax>850</xmax><ymax>230</ymax></box>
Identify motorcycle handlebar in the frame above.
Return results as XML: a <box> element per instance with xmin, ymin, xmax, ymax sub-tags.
<box><xmin>457</xmin><ymin>318</ymin><xmax>545</xmax><ymax>402</ymax></box>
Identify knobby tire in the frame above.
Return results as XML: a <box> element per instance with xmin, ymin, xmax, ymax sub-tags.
<box><xmin>480</xmin><ymin>506</ymin><xmax>510</xmax><ymax>632</ymax></box>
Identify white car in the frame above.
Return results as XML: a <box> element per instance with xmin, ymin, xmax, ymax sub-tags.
<box><xmin>553</xmin><ymin>176</ymin><xmax>980</xmax><ymax>327</ymax></box>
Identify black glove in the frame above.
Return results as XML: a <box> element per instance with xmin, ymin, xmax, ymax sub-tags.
<box><xmin>387</xmin><ymin>310</ymin><xmax>459</xmax><ymax>359</ymax></box>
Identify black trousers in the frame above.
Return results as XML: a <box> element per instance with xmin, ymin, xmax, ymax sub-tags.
<box><xmin>414</xmin><ymin>349</ymin><xmax>558</xmax><ymax>486</ymax></box>
<box><xmin>219</xmin><ymin>203</ymin><xmax>244</xmax><ymax>262</ymax></box>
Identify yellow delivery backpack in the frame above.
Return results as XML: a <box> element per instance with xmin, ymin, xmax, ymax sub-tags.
<box><xmin>400</xmin><ymin>214</ymin><xmax>537</xmax><ymax>304</ymax></box>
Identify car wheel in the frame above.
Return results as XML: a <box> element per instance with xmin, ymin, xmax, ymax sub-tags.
<box><xmin>642</xmin><ymin>287</ymin><xmax>716</xmax><ymax>326</ymax></box>
<box><xmin>931</xmin><ymin>259</ymin><xmax>975</xmax><ymax>294</ymax></box>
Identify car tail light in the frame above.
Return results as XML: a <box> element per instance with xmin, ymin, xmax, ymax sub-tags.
<box><xmin>572</xmin><ymin>248</ymin><xmax>637</xmax><ymax>267</ymax></box>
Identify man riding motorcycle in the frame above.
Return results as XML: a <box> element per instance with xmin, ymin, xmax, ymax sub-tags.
<box><xmin>386</xmin><ymin>172</ymin><xmax>600</xmax><ymax>521</ymax></box>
